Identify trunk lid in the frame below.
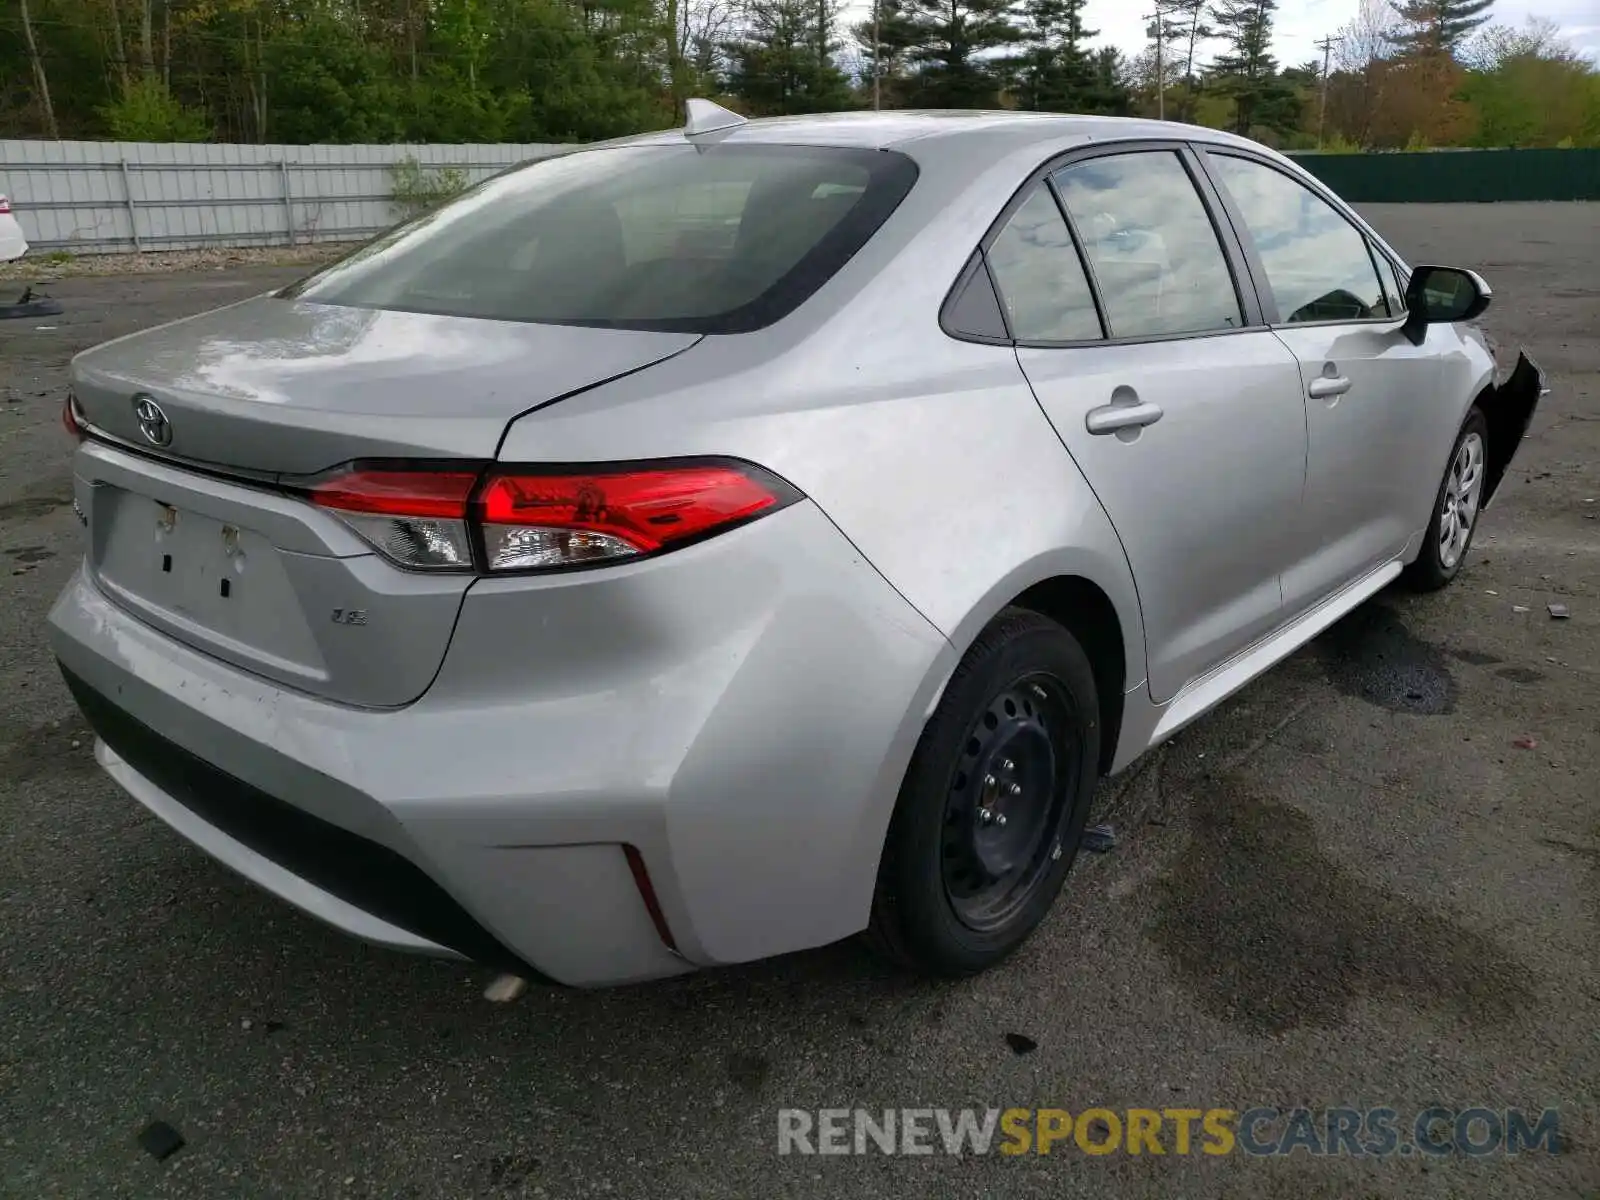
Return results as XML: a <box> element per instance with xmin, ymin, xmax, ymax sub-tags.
<box><xmin>70</xmin><ymin>296</ymin><xmax>698</xmax><ymax>475</ymax></box>
<box><xmin>68</xmin><ymin>296</ymin><xmax>699</xmax><ymax>708</ymax></box>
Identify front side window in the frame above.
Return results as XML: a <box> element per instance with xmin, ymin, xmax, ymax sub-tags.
<box><xmin>283</xmin><ymin>144</ymin><xmax>917</xmax><ymax>333</ymax></box>
<box><xmin>985</xmin><ymin>187</ymin><xmax>1103</xmax><ymax>342</ymax></box>
<box><xmin>1051</xmin><ymin>151</ymin><xmax>1244</xmax><ymax>339</ymax></box>
<box><xmin>1208</xmin><ymin>154</ymin><xmax>1389</xmax><ymax>324</ymax></box>
<box><xmin>1382</xmin><ymin>255</ymin><xmax>1410</xmax><ymax>313</ymax></box>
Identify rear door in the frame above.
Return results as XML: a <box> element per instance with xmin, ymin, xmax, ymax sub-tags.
<box><xmin>1199</xmin><ymin>150</ymin><xmax>1443</xmax><ymax>614</ymax></box>
<box><xmin>996</xmin><ymin>145</ymin><xmax>1309</xmax><ymax>704</ymax></box>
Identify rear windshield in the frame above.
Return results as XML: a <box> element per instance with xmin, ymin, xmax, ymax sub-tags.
<box><xmin>282</xmin><ymin>144</ymin><xmax>918</xmax><ymax>333</ymax></box>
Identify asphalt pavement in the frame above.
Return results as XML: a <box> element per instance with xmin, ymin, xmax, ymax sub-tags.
<box><xmin>1</xmin><ymin>204</ymin><xmax>1596</xmax><ymax>1198</ymax></box>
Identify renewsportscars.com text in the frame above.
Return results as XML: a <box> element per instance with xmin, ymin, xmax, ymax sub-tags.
<box><xmin>777</xmin><ymin>1106</ymin><xmax>1562</xmax><ymax>1159</ymax></box>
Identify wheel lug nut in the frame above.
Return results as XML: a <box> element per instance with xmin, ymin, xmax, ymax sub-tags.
<box><xmin>979</xmin><ymin>808</ymin><xmax>994</xmax><ymax>825</ymax></box>
<box><xmin>995</xmin><ymin>814</ymin><xmax>1008</xmax><ymax>828</ymax></box>
<box><xmin>983</xmin><ymin>775</ymin><xmax>996</xmax><ymax>789</ymax></box>
<box><xmin>1008</xmin><ymin>783</ymin><xmax>1022</xmax><ymax>797</ymax></box>
<box><xmin>1001</xmin><ymin>759</ymin><xmax>1015</xmax><ymax>772</ymax></box>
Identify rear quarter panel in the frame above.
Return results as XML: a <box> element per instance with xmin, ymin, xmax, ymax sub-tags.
<box><xmin>496</xmin><ymin>137</ymin><xmax>1149</xmax><ymax>697</ymax></box>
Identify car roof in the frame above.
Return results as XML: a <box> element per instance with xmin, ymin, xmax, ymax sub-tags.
<box><xmin>613</xmin><ymin>108</ymin><xmax>1268</xmax><ymax>165</ymax></box>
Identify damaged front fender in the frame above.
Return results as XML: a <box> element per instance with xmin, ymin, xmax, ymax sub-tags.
<box><xmin>1480</xmin><ymin>351</ymin><xmax>1548</xmax><ymax>509</ymax></box>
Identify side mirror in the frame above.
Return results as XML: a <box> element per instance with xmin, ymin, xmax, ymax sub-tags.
<box><xmin>1402</xmin><ymin>265</ymin><xmax>1492</xmax><ymax>345</ymax></box>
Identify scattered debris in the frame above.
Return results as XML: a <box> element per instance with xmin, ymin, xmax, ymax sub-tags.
<box><xmin>241</xmin><ymin>1018</ymin><xmax>253</xmax><ymax>1030</ymax></box>
<box><xmin>137</xmin><ymin>1120</ymin><xmax>185</xmax><ymax>1162</ymax></box>
<box><xmin>1547</xmin><ymin>603</ymin><xmax>1570</xmax><ymax>620</ymax></box>
<box><xmin>1513</xmin><ymin>737</ymin><xmax>1539</xmax><ymax>750</ymax></box>
<box><xmin>1513</xmin><ymin>605</ymin><xmax>1530</xmax><ymax>614</ymax></box>
<box><xmin>1082</xmin><ymin>824</ymin><xmax>1118</xmax><ymax>854</ymax></box>
<box><xmin>1004</xmin><ymin>1033</ymin><xmax>1038</xmax><ymax>1055</ymax></box>
<box><xmin>1485</xmin><ymin>589</ymin><xmax>1499</xmax><ymax>596</ymax></box>
<box><xmin>483</xmin><ymin>973</ymin><xmax>528</xmax><ymax>1003</ymax></box>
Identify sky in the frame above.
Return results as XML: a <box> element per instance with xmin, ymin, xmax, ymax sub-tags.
<box><xmin>841</xmin><ymin>0</ymin><xmax>1600</xmax><ymax>66</ymax></box>
<box><xmin>1083</xmin><ymin>0</ymin><xmax>1600</xmax><ymax>68</ymax></box>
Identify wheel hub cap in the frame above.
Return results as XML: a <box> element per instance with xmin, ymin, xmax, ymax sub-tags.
<box><xmin>1439</xmin><ymin>432</ymin><xmax>1484</xmax><ymax>570</ymax></box>
<box><xmin>941</xmin><ymin>677</ymin><xmax>1077</xmax><ymax>931</ymax></box>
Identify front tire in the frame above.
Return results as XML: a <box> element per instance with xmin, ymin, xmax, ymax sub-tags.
<box><xmin>867</xmin><ymin>608</ymin><xmax>1100</xmax><ymax>977</ymax></box>
<box><xmin>1405</xmin><ymin>408</ymin><xmax>1490</xmax><ymax>593</ymax></box>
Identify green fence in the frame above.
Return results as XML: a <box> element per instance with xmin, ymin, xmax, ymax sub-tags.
<box><xmin>1287</xmin><ymin>149</ymin><xmax>1600</xmax><ymax>203</ymax></box>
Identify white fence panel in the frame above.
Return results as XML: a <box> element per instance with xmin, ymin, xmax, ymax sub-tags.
<box><xmin>0</xmin><ymin>140</ymin><xmax>566</xmax><ymax>254</ymax></box>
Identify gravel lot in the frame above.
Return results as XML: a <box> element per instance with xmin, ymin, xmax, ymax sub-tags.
<box><xmin>1</xmin><ymin>204</ymin><xmax>1596</xmax><ymax>1199</ymax></box>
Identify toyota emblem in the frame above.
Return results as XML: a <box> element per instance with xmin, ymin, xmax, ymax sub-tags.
<box><xmin>133</xmin><ymin>395</ymin><xmax>172</xmax><ymax>447</ymax></box>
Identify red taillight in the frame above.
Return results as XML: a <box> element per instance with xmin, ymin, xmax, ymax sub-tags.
<box><xmin>623</xmin><ymin>844</ymin><xmax>678</xmax><ymax>952</ymax></box>
<box><xmin>309</xmin><ymin>467</ymin><xmax>479</xmax><ymax>519</ymax></box>
<box><xmin>302</xmin><ymin>459</ymin><xmax>798</xmax><ymax>574</ymax></box>
<box><xmin>62</xmin><ymin>391</ymin><xmax>84</xmax><ymax>440</ymax></box>
<box><xmin>0</xmin><ymin>196</ymin><xmax>11</xmax><ymax>215</ymax></box>
<box><xmin>478</xmin><ymin>463</ymin><xmax>794</xmax><ymax>571</ymax></box>
<box><xmin>307</xmin><ymin>465</ymin><xmax>480</xmax><ymax>571</ymax></box>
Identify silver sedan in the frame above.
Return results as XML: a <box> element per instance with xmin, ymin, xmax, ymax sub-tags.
<box><xmin>50</xmin><ymin>104</ymin><xmax>1544</xmax><ymax>986</ymax></box>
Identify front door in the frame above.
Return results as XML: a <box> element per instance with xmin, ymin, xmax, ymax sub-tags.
<box><xmin>989</xmin><ymin>148</ymin><xmax>1309</xmax><ymax>703</ymax></box>
<box><xmin>1201</xmin><ymin>151</ymin><xmax>1443</xmax><ymax>613</ymax></box>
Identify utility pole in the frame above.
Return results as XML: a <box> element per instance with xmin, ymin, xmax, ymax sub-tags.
<box><xmin>1143</xmin><ymin>7</ymin><xmax>1163</xmax><ymax>120</ymax></box>
<box><xmin>872</xmin><ymin>0</ymin><xmax>881</xmax><ymax>110</ymax></box>
<box><xmin>1157</xmin><ymin>13</ymin><xmax>1165</xmax><ymax>120</ymax></box>
<box><xmin>1145</xmin><ymin>4</ymin><xmax>1175</xmax><ymax>121</ymax></box>
<box><xmin>1315</xmin><ymin>34</ymin><xmax>1341</xmax><ymax>148</ymax></box>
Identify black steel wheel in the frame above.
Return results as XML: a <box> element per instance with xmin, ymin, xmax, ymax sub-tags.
<box><xmin>868</xmin><ymin>607</ymin><xmax>1101</xmax><ymax>977</ymax></box>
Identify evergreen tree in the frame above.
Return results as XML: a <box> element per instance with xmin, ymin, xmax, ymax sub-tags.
<box><xmin>1391</xmin><ymin>0</ymin><xmax>1496</xmax><ymax>59</ymax></box>
<box><xmin>1167</xmin><ymin>0</ymin><xmax>1214</xmax><ymax>121</ymax></box>
<box><xmin>851</xmin><ymin>0</ymin><xmax>922</xmax><ymax>104</ymax></box>
<box><xmin>899</xmin><ymin>0</ymin><xmax>1025</xmax><ymax>108</ymax></box>
<box><xmin>1089</xmin><ymin>46</ymin><xmax>1135</xmax><ymax>115</ymax></box>
<box><xmin>726</xmin><ymin>0</ymin><xmax>854</xmax><ymax>115</ymax></box>
<box><xmin>1015</xmin><ymin>0</ymin><xmax>1098</xmax><ymax>112</ymax></box>
<box><xmin>1208</xmin><ymin>0</ymin><xmax>1298</xmax><ymax>136</ymax></box>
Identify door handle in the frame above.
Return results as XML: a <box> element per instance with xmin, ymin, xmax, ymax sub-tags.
<box><xmin>1308</xmin><ymin>376</ymin><xmax>1352</xmax><ymax>399</ymax></box>
<box><xmin>1086</xmin><ymin>400</ymin><xmax>1164</xmax><ymax>436</ymax></box>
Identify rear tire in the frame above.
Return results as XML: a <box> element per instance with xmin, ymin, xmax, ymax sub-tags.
<box><xmin>1405</xmin><ymin>408</ymin><xmax>1489</xmax><ymax>593</ymax></box>
<box><xmin>867</xmin><ymin>608</ymin><xmax>1100</xmax><ymax>977</ymax></box>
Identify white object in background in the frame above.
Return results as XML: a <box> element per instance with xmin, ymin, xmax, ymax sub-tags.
<box><xmin>0</xmin><ymin>195</ymin><xmax>29</xmax><ymax>262</ymax></box>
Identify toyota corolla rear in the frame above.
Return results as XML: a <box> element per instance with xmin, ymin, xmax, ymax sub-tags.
<box><xmin>48</xmin><ymin>136</ymin><xmax>953</xmax><ymax>986</ymax></box>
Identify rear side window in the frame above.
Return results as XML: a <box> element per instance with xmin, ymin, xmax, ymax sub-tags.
<box><xmin>283</xmin><ymin>145</ymin><xmax>918</xmax><ymax>333</ymax></box>
<box><xmin>1208</xmin><ymin>154</ymin><xmax>1389</xmax><ymax>324</ymax></box>
<box><xmin>986</xmin><ymin>187</ymin><xmax>1103</xmax><ymax>342</ymax></box>
<box><xmin>1052</xmin><ymin>151</ymin><xmax>1244</xmax><ymax>339</ymax></box>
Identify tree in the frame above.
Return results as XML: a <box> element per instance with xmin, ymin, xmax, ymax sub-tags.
<box><xmin>1208</xmin><ymin>0</ymin><xmax>1297</xmax><ymax>137</ymax></box>
<box><xmin>1167</xmin><ymin>0</ymin><xmax>1214</xmax><ymax>121</ymax></box>
<box><xmin>17</xmin><ymin>0</ymin><xmax>59</xmax><ymax>138</ymax></box>
<box><xmin>1014</xmin><ymin>0</ymin><xmax>1100</xmax><ymax>112</ymax></box>
<box><xmin>1390</xmin><ymin>0</ymin><xmax>1495</xmax><ymax>60</ymax></box>
<box><xmin>1460</xmin><ymin>20</ymin><xmax>1600</xmax><ymax>147</ymax></box>
<box><xmin>898</xmin><ymin>0</ymin><xmax>1025</xmax><ymax>108</ymax></box>
<box><xmin>1463</xmin><ymin>16</ymin><xmax>1573</xmax><ymax>71</ymax></box>
<box><xmin>852</xmin><ymin>0</ymin><xmax>921</xmax><ymax>105</ymax></box>
<box><xmin>725</xmin><ymin>0</ymin><xmax>854</xmax><ymax>115</ymax></box>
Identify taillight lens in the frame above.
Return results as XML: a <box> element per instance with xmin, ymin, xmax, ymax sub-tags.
<box><xmin>0</xmin><ymin>196</ymin><xmax>11</xmax><ymax>215</ymax></box>
<box><xmin>479</xmin><ymin>463</ymin><xmax>795</xmax><ymax>571</ymax></box>
<box><xmin>63</xmin><ymin>390</ymin><xmax>85</xmax><ymax>440</ymax></box>
<box><xmin>304</xmin><ymin>459</ymin><xmax>799</xmax><ymax>574</ymax></box>
<box><xmin>308</xmin><ymin>466</ymin><xmax>479</xmax><ymax>571</ymax></box>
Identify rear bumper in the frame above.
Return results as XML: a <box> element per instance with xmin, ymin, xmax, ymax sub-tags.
<box><xmin>49</xmin><ymin>499</ymin><xmax>954</xmax><ymax>986</ymax></box>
